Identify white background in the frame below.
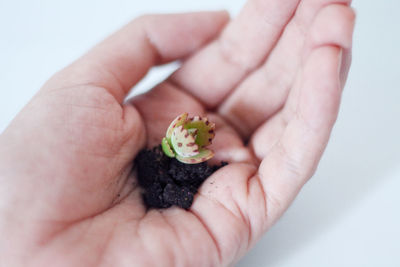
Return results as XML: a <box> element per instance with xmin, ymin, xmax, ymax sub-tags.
<box><xmin>1</xmin><ymin>0</ymin><xmax>399</xmax><ymax>266</ymax></box>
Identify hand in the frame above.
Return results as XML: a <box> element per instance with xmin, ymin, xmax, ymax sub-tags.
<box><xmin>0</xmin><ymin>1</ymin><xmax>355</xmax><ymax>266</ymax></box>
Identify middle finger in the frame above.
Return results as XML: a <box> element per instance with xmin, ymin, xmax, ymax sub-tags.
<box><xmin>218</xmin><ymin>0</ymin><xmax>352</xmax><ymax>138</ymax></box>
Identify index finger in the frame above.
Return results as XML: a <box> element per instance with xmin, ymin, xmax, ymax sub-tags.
<box><xmin>43</xmin><ymin>11</ymin><xmax>229</xmax><ymax>103</ymax></box>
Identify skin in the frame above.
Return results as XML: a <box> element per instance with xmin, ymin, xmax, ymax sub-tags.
<box><xmin>0</xmin><ymin>1</ymin><xmax>355</xmax><ymax>266</ymax></box>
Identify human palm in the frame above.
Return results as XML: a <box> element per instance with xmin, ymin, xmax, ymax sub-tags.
<box><xmin>0</xmin><ymin>1</ymin><xmax>355</xmax><ymax>266</ymax></box>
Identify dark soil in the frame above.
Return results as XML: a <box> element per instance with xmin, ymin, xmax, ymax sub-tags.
<box><xmin>135</xmin><ymin>145</ymin><xmax>227</xmax><ymax>210</ymax></box>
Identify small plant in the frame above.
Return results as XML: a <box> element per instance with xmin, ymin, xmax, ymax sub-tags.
<box><xmin>161</xmin><ymin>112</ymin><xmax>215</xmax><ymax>164</ymax></box>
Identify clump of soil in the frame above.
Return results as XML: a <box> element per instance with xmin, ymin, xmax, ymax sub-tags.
<box><xmin>135</xmin><ymin>145</ymin><xmax>227</xmax><ymax>210</ymax></box>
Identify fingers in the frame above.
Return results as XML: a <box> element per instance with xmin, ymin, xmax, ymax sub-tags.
<box><xmin>254</xmin><ymin>3</ymin><xmax>355</xmax><ymax>226</ymax></box>
<box><xmin>44</xmin><ymin>11</ymin><xmax>229</xmax><ymax>103</ymax></box>
<box><xmin>170</xmin><ymin>0</ymin><xmax>300</xmax><ymax>108</ymax></box>
<box><xmin>240</xmin><ymin>3</ymin><xmax>355</xmax><ymax>230</ymax></box>
<box><xmin>256</xmin><ymin>45</ymin><xmax>344</xmax><ymax>226</ymax></box>
<box><xmin>251</xmin><ymin>4</ymin><xmax>356</xmax><ymax>160</ymax></box>
<box><xmin>218</xmin><ymin>0</ymin><xmax>352</xmax><ymax>138</ymax></box>
<box><xmin>304</xmin><ymin>3</ymin><xmax>354</xmax><ymax>87</ymax></box>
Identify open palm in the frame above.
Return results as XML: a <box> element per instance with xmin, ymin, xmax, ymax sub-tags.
<box><xmin>0</xmin><ymin>1</ymin><xmax>355</xmax><ymax>266</ymax></box>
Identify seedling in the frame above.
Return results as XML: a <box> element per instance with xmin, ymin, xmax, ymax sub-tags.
<box><xmin>161</xmin><ymin>113</ymin><xmax>215</xmax><ymax>164</ymax></box>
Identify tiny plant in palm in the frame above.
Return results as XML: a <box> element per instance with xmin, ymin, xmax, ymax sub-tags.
<box><xmin>162</xmin><ymin>113</ymin><xmax>215</xmax><ymax>164</ymax></box>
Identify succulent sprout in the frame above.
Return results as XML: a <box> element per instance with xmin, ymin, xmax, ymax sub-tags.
<box><xmin>161</xmin><ymin>113</ymin><xmax>215</xmax><ymax>164</ymax></box>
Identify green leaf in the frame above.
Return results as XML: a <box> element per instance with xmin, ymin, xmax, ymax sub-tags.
<box><xmin>184</xmin><ymin>116</ymin><xmax>215</xmax><ymax>147</ymax></box>
<box><xmin>161</xmin><ymin>137</ymin><xmax>175</xmax><ymax>158</ymax></box>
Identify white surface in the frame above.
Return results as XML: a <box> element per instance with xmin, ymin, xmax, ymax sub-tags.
<box><xmin>1</xmin><ymin>0</ymin><xmax>399</xmax><ymax>266</ymax></box>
